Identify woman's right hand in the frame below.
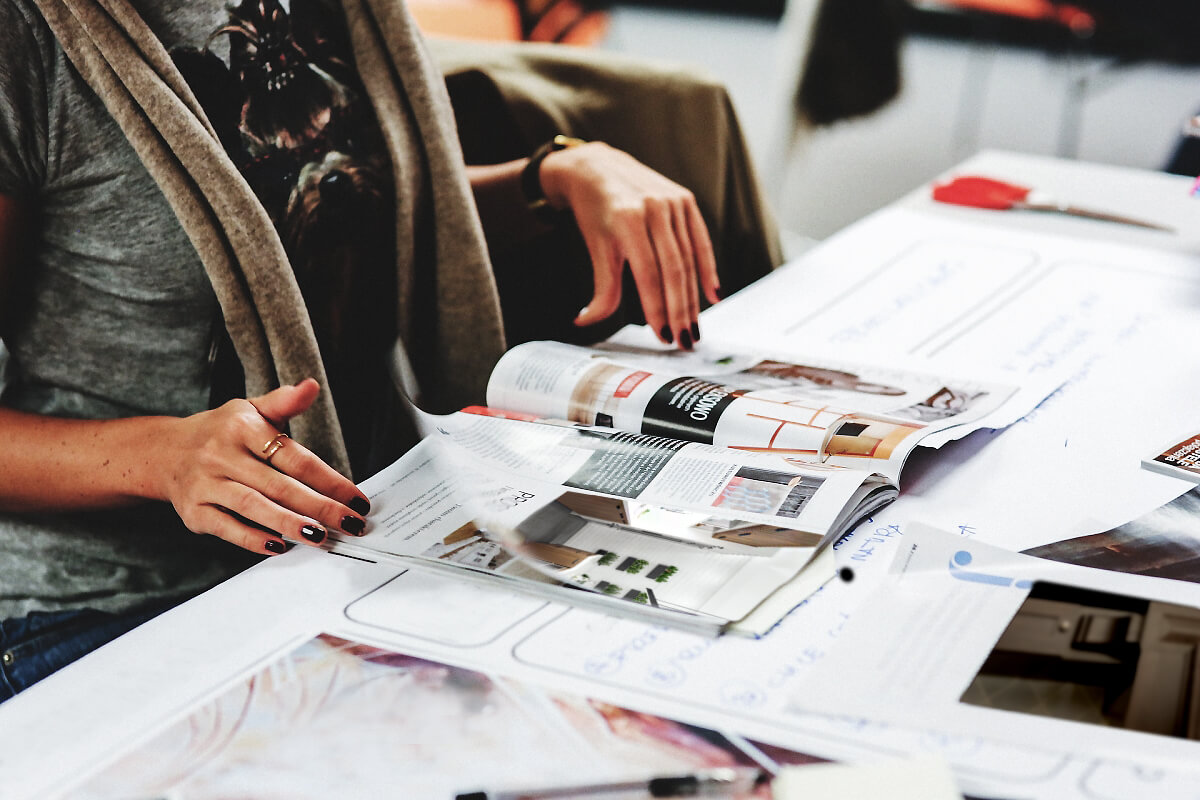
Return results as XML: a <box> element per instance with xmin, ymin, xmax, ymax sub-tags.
<box><xmin>157</xmin><ymin>378</ymin><xmax>370</xmax><ymax>555</ymax></box>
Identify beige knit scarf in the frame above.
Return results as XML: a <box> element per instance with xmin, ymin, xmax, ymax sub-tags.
<box><xmin>30</xmin><ymin>0</ymin><xmax>507</xmax><ymax>478</ymax></box>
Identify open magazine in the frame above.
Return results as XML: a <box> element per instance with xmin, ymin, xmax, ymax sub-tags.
<box><xmin>331</xmin><ymin>341</ymin><xmax>1021</xmax><ymax>636</ymax></box>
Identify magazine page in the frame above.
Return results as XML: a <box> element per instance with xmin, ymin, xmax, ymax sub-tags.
<box><xmin>485</xmin><ymin>341</ymin><xmax>1017</xmax><ymax>483</ymax></box>
<box><xmin>335</xmin><ymin>412</ymin><xmax>889</xmax><ymax>629</ymax></box>
<box><xmin>1141</xmin><ymin>429</ymin><xmax>1200</xmax><ymax>483</ymax></box>
<box><xmin>437</xmin><ymin>411</ymin><xmax>892</xmax><ymax>549</ymax></box>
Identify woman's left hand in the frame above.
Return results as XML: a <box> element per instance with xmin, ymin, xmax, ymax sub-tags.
<box><xmin>539</xmin><ymin>141</ymin><xmax>720</xmax><ymax>349</ymax></box>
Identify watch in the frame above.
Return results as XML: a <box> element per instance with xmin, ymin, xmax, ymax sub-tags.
<box><xmin>520</xmin><ymin>134</ymin><xmax>586</xmax><ymax>224</ymax></box>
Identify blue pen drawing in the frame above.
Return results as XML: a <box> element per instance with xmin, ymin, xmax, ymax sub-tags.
<box><xmin>764</xmin><ymin>646</ymin><xmax>826</xmax><ymax>691</ymax></box>
<box><xmin>849</xmin><ymin>523</ymin><xmax>904</xmax><ymax>563</ymax></box>
<box><xmin>583</xmin><ymin>627</ymin><xmax>664</xmax><ymax>677</ymax></box>
<box><xmin>720</xmin><ymin>681</ymin><xmax>768</xmax><ymax>710</ymax></box>
<box><xmin>645</xmin><ymin>639</ymin><xmax>718</xmax><ymax>690</ymax></box>
<box><xmin>645</xmin><ymin>661</ymin><xmax>687</xmax><ymax>689</ymax></box>
<box><xmin>948</xmin><ymin>550</ymin><xmax>1033</xmax><ymax>589</ymax></box>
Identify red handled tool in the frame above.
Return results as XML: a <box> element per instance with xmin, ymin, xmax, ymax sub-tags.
<box><xmin>932</xmin><ymin>175</ymin><xmax>1173</xmax><ymax>232</ymax></box>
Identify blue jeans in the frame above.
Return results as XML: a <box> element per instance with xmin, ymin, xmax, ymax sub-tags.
<box><xmin>0</xmin><ymin>605</ymin><xmax>168</xmax><ymax>702</ymax></box>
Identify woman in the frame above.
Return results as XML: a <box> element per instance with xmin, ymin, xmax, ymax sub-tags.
<box><xmin>0</xmin><ymin>0</ymin><xmax>725</xmax><ymax>700</ymax></box>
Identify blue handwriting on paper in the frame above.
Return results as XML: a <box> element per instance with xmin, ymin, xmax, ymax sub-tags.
<box><xmin>582</xmin><ymin>627</ymin><xmax>664</xmax><ymax>677</ymax></box>
<box><xmin>720</xmin><ymin>681</ymin><xmax>768</xmax><ymax>709</ymax></box>
<box><xmin>919</xmin><ymin>730</ymin><xmax>985</xmax><ymax>757</ymax></box>
<box><xmin>645</xmin><ymin>638</ymin><xmax>719</xmax><ymax>689</ymax></box>
<box><xmin>765</xmin><ymin>645</ymin><xmax>826</xmax><ymax>690</ymax></box>
<box><xmin>827</xmin><ymin>259</ymin><xmax>959</xmax><ymax>346</ymax></box>
<box><xmin>849</xmin><ymin>524</ymin><xmax>904</xmax><ymax>563</ymax></box>
<box><xmin>826</xmin><ymin>610</ymin><xmax>851</xmax><ymax>640</ymax></box>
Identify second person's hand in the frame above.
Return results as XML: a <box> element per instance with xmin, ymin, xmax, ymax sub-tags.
<box><xmin>539</xmin><ymin>141</ymin><xmax>721</xmax><ymax>349</ymax></box>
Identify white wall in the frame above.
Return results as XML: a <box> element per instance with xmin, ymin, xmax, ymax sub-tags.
<box><xmin>601</xmin><ymin>6</ymin><xmax>1200</xmax><ymax>240</ymax></box>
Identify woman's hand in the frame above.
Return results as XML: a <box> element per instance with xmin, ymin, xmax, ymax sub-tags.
<box><xmin>0</xmin><ymin>379</ymin><xmax>368</xmax><ymax>556</ymax></box>
<box><xmin>156</xmin><ymin>379</ymin><xmax>370</xmax><ymax>555</ymax></box>
<box><xmin>538</xmin><ymin>141</ymin><xmax>721</xmax><ymax>349</ymax></box>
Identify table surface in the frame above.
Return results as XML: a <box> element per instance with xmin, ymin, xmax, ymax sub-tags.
<box><xmin>2</xmin><ymin>150</ymin><xmax>1197</xmax><ymax>800</ymax></box>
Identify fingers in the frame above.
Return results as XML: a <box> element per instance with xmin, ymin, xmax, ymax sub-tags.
<box><xmin>574</xmin><ymin>237</ymin><xmax>624</xmax><ymax>329</ymax></box>
<box><xmin>247</xmin><ymin>379</ymin><xmax>370</xmax><ymax>524</ymax></box>
<box><xmin>644</xmin><ymin>198</ymin><xmax>695</xmax><ymax>349</ymax></box>
<box><xmin>556</xmin><ymin>143</ymin><xmax>719</xmax><ymax>350</ymax></box>
<box><xmin>618</xmin><ymin>213</ymin><xmax>671</xmax><ymax>344</ymax></box>
<box><xmin>686</xmin><ymin>201</ymin><xmax>721</xmax><ymax>307</ymax></box>
<box><xmin>168</xmin><ymin>385</ymin><xmax>372</xmax><ymax>556</ymax></box>
<box><xmin>254</xmin><ymin>426</ymin><xmax>365</xmax><ymax>511</ymax></box>
<box><xmin>243</xmin><ymin>433</ymin><xmax>369</xmax><ymax>537</ymax></box>
<box><xmin>672</xmin><ymin>202</ymin><xmax>702</xmax><ymax>333</ymax></box>
<box><xmin>213</xmin><ymin>469</ymin><xmax>336</xmax><ymax>549</ymax></box>
<box><xmin>188</xmin><ymin>505</ymin><xmax>292</xmax><ymax>556</ymax></box>
<box><xmin>580</xmin><ymin>194</ymin><xmax>706</xmax><ymax>350</ymax></box>
<box><xmin>249</xmin><ymin>378</ymin><xmax>320</xmax><ymax>429</ymax></box>
<box><xmin>628</xmin><ymin>204</ymin><xmax>684</xmax><ymax>347</ymax></box>
<box><xmin>186</xmin><ymin>463</ymin><xmax>367</xmax><ymax>555</ymax></box>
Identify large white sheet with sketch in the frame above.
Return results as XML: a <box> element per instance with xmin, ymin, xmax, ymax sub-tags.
<box><xmin>695</xmin><ymin>204</ymin><xmax>1200</xmax><ymax>552</ymax></box>
<box><xmin>19</xmin><ymin>545</ymin><xmax>1200</xmax><ymax>800</ymax></box>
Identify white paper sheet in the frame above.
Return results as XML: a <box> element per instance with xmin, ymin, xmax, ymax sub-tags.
<box><xmin>699</xmin><ymin>206</ymin><xmax>1200</xmax><ymax>550</ymax></box>
<box><xmin>11</xmin><ymin>537</ymin><xmax>1200</xmax><ymax>800</ymax></box>
<box><xmin>6</xmin><ymin>153</ymin><xmax>1200</xmax><ymax>800</ymax></box>
<box><xmin>794</xmin><ymin>523</ymin><xmax>1200</xmax><ymax>772</ymax></box>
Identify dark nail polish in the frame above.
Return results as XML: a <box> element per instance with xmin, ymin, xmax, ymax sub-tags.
<box><xmin>349</xmin><ymin>496</ymin><xmax>371</xmax><ymax>516</ymax></box>
<box><xmin>715</xmin><ymin>286</ymin><xmax>725</xmax><ymax>300</ymax></box>
<box><xmin>679</xmin><ymin>329</ymin><xmax>693</xmax><ymax>350</ymax></box>
<box><xmin>341</xmin><ymin>515</ymin><xmax>366</xmax><ymax>536</ymax></box>
<box><xmin>265</xmin><ymin>538</ymin><xmax>286</xmax><ymax>554</ymax></box>
<box><xmin>301</xmin><ymin>524</ymin><xmax>326</xmax><ymax>544</ymax></box>
<box><xmin>690</xmin><ymin>322</ymin><xmax>701</xmax><ymax>343</ymax></box>
<box><xmin>659</xmin><ymin>325</ymin><xmax>674</xmax><ymax>344</ymax></box>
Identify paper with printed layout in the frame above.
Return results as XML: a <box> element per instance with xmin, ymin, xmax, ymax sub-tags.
<box><xmin>688</xmin><ymin>204</ymin><xmax>1200</xmax><ymax>551</ymax></box>
<box><xmin>486</xmin><ymin>340</ymin><xmax>1018</xmax><ymax>484</ymax></box>
<box><xmin>332</xmin><ymin>412</ymin><xmax>890</xmax><ymax>635</ymax></box>
<box><xmin>791</xmin><ymin>523</ymin><xmax>1200</xmax><ymax>769</ymax></box>
<box><xmin>1142</xmin><ymin>430</ymin><xmax>1200</xmax><ymax>482</ymax></box>
<box><xmin>330</xmin><ymin>338</ymin><xmax>1025</xmax><ymax>635</ymax></box>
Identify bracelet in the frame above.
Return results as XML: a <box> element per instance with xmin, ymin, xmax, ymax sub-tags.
<box><xmin>520</xmin><ymin>134</ymin><xmax>586</xmax><ymax>224</ymax></box>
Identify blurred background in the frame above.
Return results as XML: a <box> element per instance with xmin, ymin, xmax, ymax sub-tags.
<box><xmin>412</xmin><ymin>0</ymin><xmax>1200</xmax><ymax>244</ymax></box>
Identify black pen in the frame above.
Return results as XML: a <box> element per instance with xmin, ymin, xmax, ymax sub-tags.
<box><xmin>456</xmin><ymin>766</ymin><xmax>768</xmax><ymax>799</ymax></box>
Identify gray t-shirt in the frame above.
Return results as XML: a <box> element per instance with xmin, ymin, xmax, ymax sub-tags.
<box><xmin>0</xmin><ymin>0</ymin><xmax>262</xmax><ymax>617</ymax></box>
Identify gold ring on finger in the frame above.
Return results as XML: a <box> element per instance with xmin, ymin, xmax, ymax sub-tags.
<box><xmin>261</xmin><ymin>433</ymin><xmax>289</xmax><ymax>464</ymax></box>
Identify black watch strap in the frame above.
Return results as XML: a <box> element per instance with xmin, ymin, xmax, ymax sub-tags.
<box><xmin>520</xmin><ymin>134</ymin><xmax>586</xmax><ymax>223</ymax></box>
